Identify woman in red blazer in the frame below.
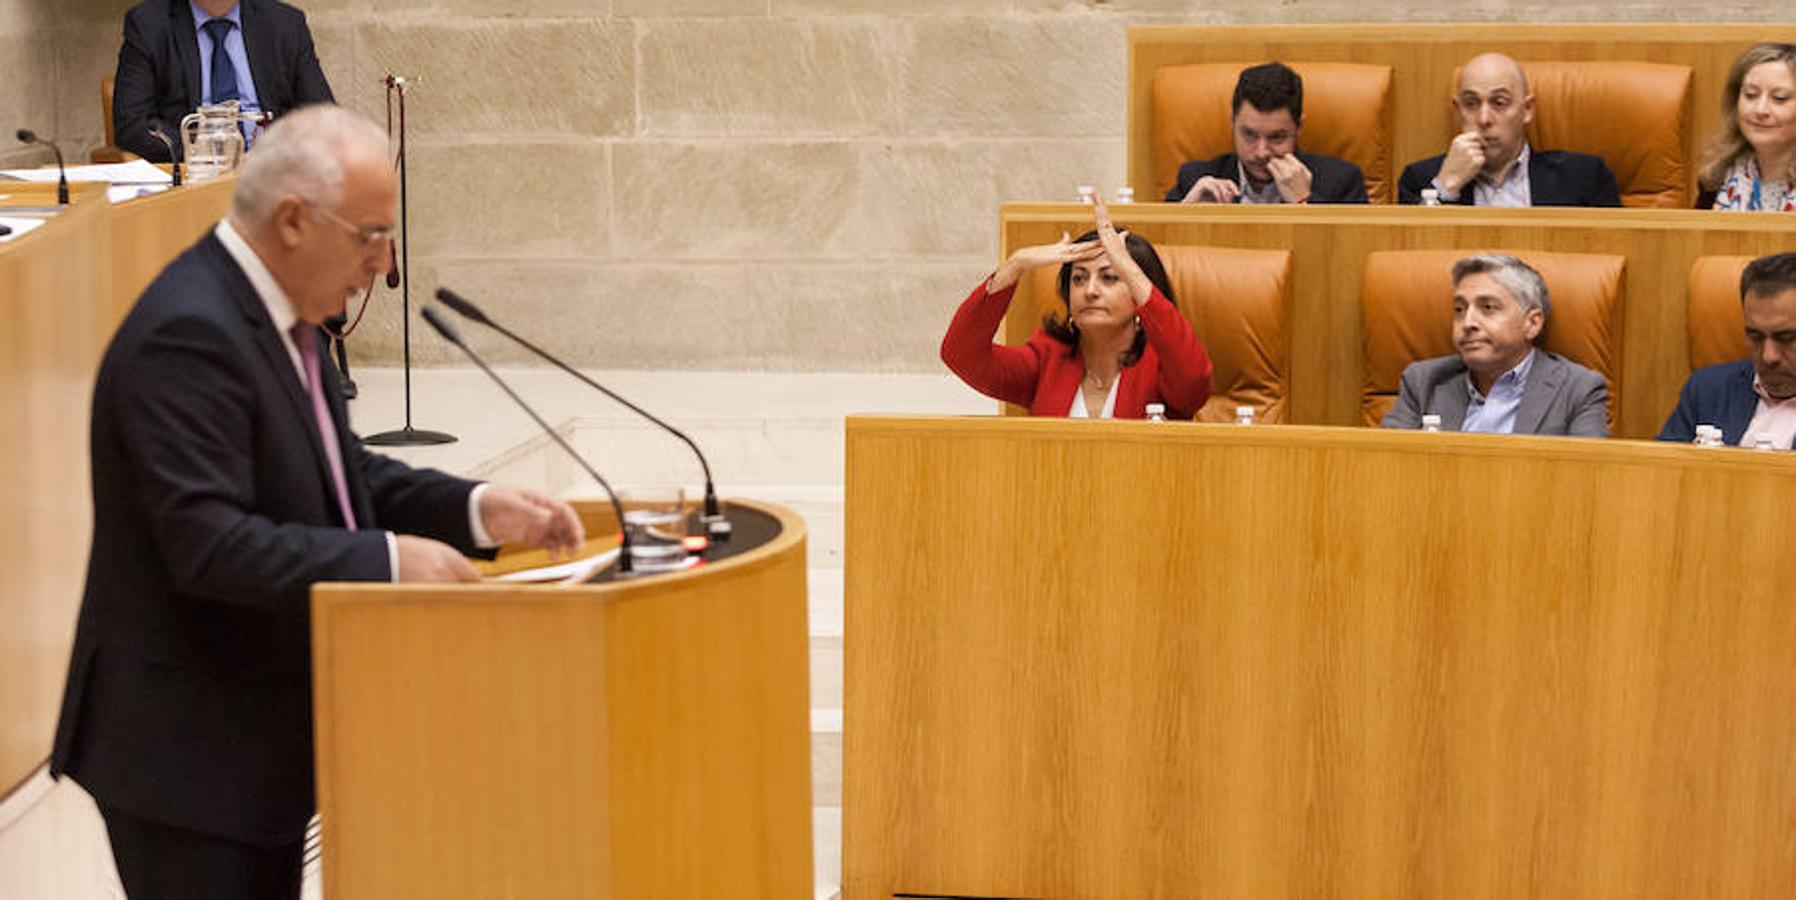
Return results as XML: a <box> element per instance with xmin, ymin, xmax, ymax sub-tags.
<box><xmin>940</xmin><ymin>200</ymin><xmax>1213</xmax><ymax>419</ymax></box>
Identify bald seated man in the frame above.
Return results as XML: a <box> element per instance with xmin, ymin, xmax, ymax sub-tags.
<box><xmin>1398</xmin><ymin>52</ymin><xmax>1621</xmax><ymax>207</ymax></box>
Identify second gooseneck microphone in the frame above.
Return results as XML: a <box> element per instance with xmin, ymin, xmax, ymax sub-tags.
<box><xmin>15</xmin><ymin>129</ymin><xmax>68</xmax><ymax>205</ymax></box>
<box><xmin>419</xmin><ymin>306</ymin><xmax>634</xmax><ymax>573</ymax></box>
<box><xmin>433</xmin><ymin>287</ymin><xmax>730</xmax><ymax>538</ymax></box>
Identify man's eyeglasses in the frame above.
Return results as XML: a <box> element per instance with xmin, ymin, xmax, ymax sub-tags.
<box><xmin>302</xmin><ymin>198</ymin><xmax>395</xmax><ymax>253</ymax></box>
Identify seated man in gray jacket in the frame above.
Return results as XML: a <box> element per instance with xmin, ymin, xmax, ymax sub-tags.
<box><xmin>1382</xmin><ymin>253</ymin><xmax>1610</xmax><ymax>436</ymax></box>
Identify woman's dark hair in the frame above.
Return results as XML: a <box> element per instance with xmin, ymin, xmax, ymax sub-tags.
<box><xmin>1042</xmin><ymin>230</ymin><xmax>1177</xmax><ymax>368</ymax></box>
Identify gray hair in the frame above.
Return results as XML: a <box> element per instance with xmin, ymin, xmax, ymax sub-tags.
<box><xmin>230</xmin><ymin>104</ymin><xmax>389</xmax><ymax>228</ymax></box>
<box><xmin>1452</xmin><ymin>253</ymin><xmax>1551</xmax><ymax>328</ymax></box>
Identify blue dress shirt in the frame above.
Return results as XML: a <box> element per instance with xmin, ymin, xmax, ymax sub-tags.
<box><xmin>1461</xmin><ymin>349</ymin><xmax>1535</xmax><ymax>434</ymax></box>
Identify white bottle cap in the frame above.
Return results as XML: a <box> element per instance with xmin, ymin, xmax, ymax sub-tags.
<box><xmin>1235</xmin><ymin>405</ymin><xmax>1252</xmax><ymax>416</ymax></box>
<box><xmin>1115</xmin><ymin>187</ymin><xmax>1135</xmax><ymax>203</ymax></box>
<box><xmin>1421</xmin><ymin>414</ymin><xmax>1442</xmax><ymax>427</ymax></box>
<box><xmin>1076</xmin><ymin>185</ymin><xmax>1096</xmax><ymax>203</ymax></box>
<box><xmin>1145</xmin><ymin>402</ymin><xmax>1165</xmax><ymax>415</ymax></box>
<box><xmin>1420</xmin><ymin>188</ymin><xmax>1440</xmax><ymax>205</ymax></box>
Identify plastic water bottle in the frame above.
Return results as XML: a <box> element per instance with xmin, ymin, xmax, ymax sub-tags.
<box><xmin>1694</xmin><ymin>424</ymin><xmax>1724</xmax><ymax>447</ymax></box>
<box><xmin>1421</xmin><ymin>414</ymin><xmax>1442</xmax><ymax>433</ymax></box>
<box><xmin>1115</xmin><ymin>187</ymin><xmax>1135</xmax><ymax>204</ymax></box>
<box><xmin>1077</xmin><ymin>185</ymin><xmax>1096</xmax><ymax>204</ymax></box>
<box><xmin>1234</xmin><ymin>405</ymin><xmax>1254</xmax><ymax>426</ymax></box>
<box><xmin>1751</xmin><ymin>431</ymin><xmax>1777</xmax><ymax>451</ymax></box>
<box><xmin>1420</xmin><ymin>188</ymin><xmax>1441</xmax><ymax>207</ymax></box>
<box><xmin>1145</xmin><ymin>403</ymin><xmax>1167</xmax><ymax>423</ymax></box>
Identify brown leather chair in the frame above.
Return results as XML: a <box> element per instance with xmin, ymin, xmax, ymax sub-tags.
<box><xmin>1360</xmin><ymin>249</ymin><xmax>1626</xmax><ymax>428</ymax></box>
<box><xmin>1019</xmin><ymin>244</ymin><xmax>1292</xmax><ymax>422</ymax></box>
<box><xmin>1151</xmin><ymin>62</ymin><xmax>1393</xmax><ymax>204</ymax></box>
<box><xmin>1443</xmin><ymin>61</ymin><xmax>1692</xmax><ymax>208</ymax></box>
<box><xmin>91</xmin><ymin>76</ymin><xmax>131</xmax><ymax>163</ymax></box>
<box><xmin>1687</xmin><ymin>256</ymin><xmax>1752</xmax><ymax>369</ymax></box>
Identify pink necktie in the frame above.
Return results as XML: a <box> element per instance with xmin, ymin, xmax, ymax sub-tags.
<box><xmin>290</xmin><ymin>322</ymin><xmax>357</xmax><ymax>529</ymax></box>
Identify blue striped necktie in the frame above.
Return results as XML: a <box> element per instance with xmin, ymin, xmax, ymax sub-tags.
<box><xmin>201</xmin><ymin>18</ymin><xmax>239</xmax><ymax>104</ymax></box>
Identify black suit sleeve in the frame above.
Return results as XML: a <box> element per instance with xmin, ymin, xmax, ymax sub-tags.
<box><xmin>1396</xmin><ymin>162</ymin><xmax>1430</xmax><ymax>205</ymax></box>
<box><xmin>112</xmin><ymin>7</ymin><xmax>174</xmax><ymax>162</ymax></box>
<box><xmin>284</xmin><ymin>9</ymin><xmax>333</xmax><ymax>110</ymax></box>
<box><xmin>1656</xmin><ymin>375</ymin><xmax>1702</xmax><ymax>442</ymax></box>
<box><xmin>1332</xmin><ymin>163</ymin><xmax>1368</xmax><ymax>204</ymax></box>
<box><xmin>1583</xmin><ymin>155</ymin><xmax>1623</xmax><ymax>207</ymax></box>
<box><xmin>114</xmin><ymin>313</ymin><xmax>391</xmax><ymax>609</ymax></box>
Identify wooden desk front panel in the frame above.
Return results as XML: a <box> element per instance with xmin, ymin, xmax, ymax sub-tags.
<box><xmin>1001</xmin><ymin>204</ymin><xmax>1796</xmax><ymax>438</ymax></box>
<box><xmin>313</xmin><ymin>500</ymin><xmax>814</xmax><ymax>899</ymax></box>
<box><xmin>0</xmin><ymin>184</ymin><xmax>110</xmax><ymax>794</ymax></box>
<box><xmin>110</xmin><ymin>176</ymin><xmax>234</xmax><ymax>323</ymax></box>
<box><xmin>1127</xmin><ymin>24</ymin><xmax>1796</xmax><ymax>204</ymax></box>
<box><xmin>845</xmin><ymin>416</ymin><xmax>1796</xmax><ymax>899</ymax></box>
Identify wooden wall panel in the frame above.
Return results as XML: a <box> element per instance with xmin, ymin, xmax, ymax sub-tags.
<box><xmin>0</xmin><ymin>184</ymin><xmax>110</xmax><ymax>796</ymax></box>
<box><xmin>845</xmin><ymin>416</ymin><xmax>1796</xmax><ymax>899</ymax></box>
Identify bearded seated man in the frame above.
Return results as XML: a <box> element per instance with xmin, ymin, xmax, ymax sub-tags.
<box><xmin>1166</xmin><ymin>61</ymin><xmax>1369</xmax><ymax>206</ymax></box>
<box><xmin>1660</xmin><ymin>252</ymin><xmax>1796</xmax><ymax>447</ymax></box>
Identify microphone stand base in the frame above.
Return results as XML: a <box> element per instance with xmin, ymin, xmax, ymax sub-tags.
<box><xmin>364</xmin><ymin>427</ymin><xmax>457</xmax><ymax>447</ymax></box>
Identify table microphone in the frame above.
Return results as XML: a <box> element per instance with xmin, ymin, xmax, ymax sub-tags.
<box><xmin>434</xmin><ymin>287</ymin><xmax>732</xmax><ymax>540</ymax></box>
<box><xmin>147</xmin><ymin>128</ymin><xmax>182</xmax><ymax>186</ymax></box>
<box><xmin>15</xmin><ymin>128</ymin><xmax>68</xmax><ymax>205</ymax></box>
<box><xmin>419</xmin><ymin>305</ymin><xmax>634</xmax><ymax>573</ymax></box>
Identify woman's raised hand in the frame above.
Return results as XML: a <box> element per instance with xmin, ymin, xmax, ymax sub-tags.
<box><xmin>987</xmin><ymin>232</ymin><xmax>1103</xmax><ymax>293</ymax></box>
<box><xmin>1091</xmin><ymin>194</ymin><xmax>1153</xmax><ymax>306</ymax></box>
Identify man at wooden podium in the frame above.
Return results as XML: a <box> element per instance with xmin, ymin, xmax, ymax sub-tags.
<box><xmin>48</xmin><ymin>104</ymin><xmax>584</xmax><ymax>900</ymax></box>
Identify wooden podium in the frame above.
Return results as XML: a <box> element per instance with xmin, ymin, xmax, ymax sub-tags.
<box><xmin>845</xmin><ymin>416</ymin><xmax>1796</xmax><ymax>898</ymax></box>
<box><xmin>312</xmin><ymin>499</ymin><xmax>814</xmax><ymax>899</ymax></box>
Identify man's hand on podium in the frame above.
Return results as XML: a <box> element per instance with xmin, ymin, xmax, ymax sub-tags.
<box><xmin>479</xmin><ymin>486</ymin><xmax>587</xmax><ymax>558</ymax></box>
<box><xmin>396</xmin><ymin>535</ymin><xmax>481</xmax><ymax>583</ymax></box>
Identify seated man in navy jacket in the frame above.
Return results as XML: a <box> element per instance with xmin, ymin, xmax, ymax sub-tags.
<box><xmin>113</xmin><ymin>0</ymin><xmax>334</xmax><ymax>162</ymax></box>
<box><xmin>1165</xmin><ymin>62</ymin><xmax>1368</xmax><ymax>205</ymax></box>
<box><xmin>1398</xmin><ymin>53</ymin><xmax>1621</xmax><ymax>207</ymax></box>
<box><xmin>1660</xmin><ymin>253</ymin><xmax>1796</xmax><ymax>447</ymax></box>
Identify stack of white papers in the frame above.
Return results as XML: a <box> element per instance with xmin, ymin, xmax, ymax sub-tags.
<box><xmin>0</xmin><ymin>216</ymin><xmax>47</xmax><ymax>242</ymax></box>
<box><xmin>0</xmin><ymin>159</ymin><xmax>173</xmax><ymax>186</ymax></box>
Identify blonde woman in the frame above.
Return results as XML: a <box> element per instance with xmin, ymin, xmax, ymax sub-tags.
<box><xmin>1699</xmin><ymin>43</ymin><xmax>1796</xmax><ymax>211</ymax></box>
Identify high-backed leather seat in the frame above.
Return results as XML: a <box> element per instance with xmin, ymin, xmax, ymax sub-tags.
<box><xmin>91</xmin><ymin>76</ymin><xmax>129</xmax><ymax>163</ymax></box>
<box><xmin>1152</xmin><ymin>62</ymin><xmax>1393</xmax><ymax>204</ymax></box>
<box><xmin>1019</xmin><ymin>244</ymin><xmax>1292</xmax><ymax>422</ymax></box>
<box><xmin>1361</xmin><ymin>249</ymin><xmax>1626</xmax><ymax>428</ymax></box>
<box><xmin>1687</xmin><ymin>256</ymin><xmax>1752</xmax><ymax>369</ymax></box>
<box><xmin>1445</xmin><ymin>61</ymin><xmax>1692</xmax><ymax>208</ymax></box>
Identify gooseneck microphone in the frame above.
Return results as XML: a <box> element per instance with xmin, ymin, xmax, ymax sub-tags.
<box><xmin>420</xmin><ymin>306</ymin><xmax>634</xmax><ymax>573</ymax></box>
<box><xmin>15</xmin><ymin>128</ymin><xmax>68</xmax><ymax>205</ymax></box>
<box><xmin>147</xmin><ymin>128</ymin><xmax>182</xmax><ymax>186</ymax></box>
<box><xmin>433</xmin><ymin>287</ymin><xmax>731</xmax><ymax>539</ymax></box>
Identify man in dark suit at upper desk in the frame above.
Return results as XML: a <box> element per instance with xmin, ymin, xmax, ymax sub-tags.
<box><xmin>51</xmin><ymin>105</ymin><xmax>585</xmax><ymax>900</ymax></box>
<box><xmin>1164</xmin><ymin>61</ymin><xmax>1369</xmax><ymax>205</ymax></box>
<box><xmin>1382</xmin><ymin>253</ymin><xmax>1610</xmax><ymax>436</ymax></box>
<box><xmin>1397</xmin><ymin>52</ymin><xmax>1621</xmax><ymax>207</ymax></box>
<box><xmin>113</xmin><ymin>0</ymin><xmax>334</xmax><ymax>162</ymax></box>
<box><xmin>1659</xmin><ymin>253</ymin><xmax>1796</xmax><ymax>448</ymax></box>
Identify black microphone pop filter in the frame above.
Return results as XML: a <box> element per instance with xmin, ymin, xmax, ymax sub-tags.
<box><xmin>419</xmin><ymin>304</ymin><xmax>464</xmax><ymax>346</ymax></box>
<box><xmin>434</xmin><ymin>288</ymin><xmax>494</xmax><ymax>327</ymax></box>
<box><xmin>15</xmin><ymin>129</ymin><xmax>34</xmax><ymax>143</ymax></box>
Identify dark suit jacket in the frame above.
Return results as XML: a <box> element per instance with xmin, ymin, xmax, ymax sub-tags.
<box><xmin>1397</xmin><ymin>149</ymin><xmax>1621</xmax><ymax>207</ymax></box>
<box><xmin>1381</xmin><ymin>350</ymin><xmax>1610</xmax><ymax>436</ymax></box>
<box><xmin>113</xmin><ymin>0</ymin><xmax>334</xmax><ymax>162</ymax></box>
<box><xmin>1164</xmin><ymin>151</ymin><xmax>1369</xmax><ymax>204</ymax></box>
<box><xmin>1656</xmin><ymin>359</ymin><xmax>1782</xmax><ymax>446</ymax></box>
<box><xmin>51</xmin><ymin>230</ymin><xmax>480</xmax><ymax>846</ymax></box>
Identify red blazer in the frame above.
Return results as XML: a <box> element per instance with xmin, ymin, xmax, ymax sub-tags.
<box><xmin>940</xmin><ymin>280</ymin><xmax>1213</xmax><ymax>419</ymax></box>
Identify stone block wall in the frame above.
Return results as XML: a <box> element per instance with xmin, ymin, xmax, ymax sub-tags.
<box><xmin>8</xmin><ymin>0</ymin><xmax>1776</xmax><ymax>370</ymax></box>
